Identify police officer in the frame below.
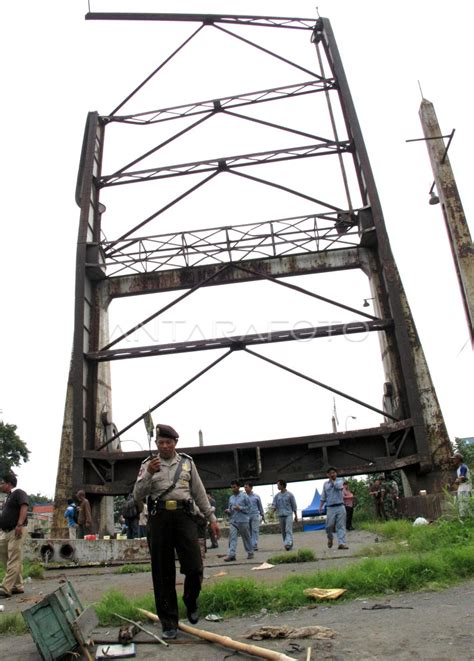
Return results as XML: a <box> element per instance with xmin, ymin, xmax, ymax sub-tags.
<box><xmin>133</xmin><ymin>424</ymin><xmax>219</xmax><ymax>640</ymax></box>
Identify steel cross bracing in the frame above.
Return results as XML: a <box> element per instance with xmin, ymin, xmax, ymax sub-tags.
<box><xmin>104</xmin><ymin>81</ymin><xmax>336</xmax><ymax>125</ymax></box>
<box><xmin>102</xmin><ymin>213</ymin><xmax>359</xmax><ymax>276</ymax></box>
<box><xmin>54</xmin><ymin>12</ymin><xmax>452</xmax><ymax>525</ymax></box>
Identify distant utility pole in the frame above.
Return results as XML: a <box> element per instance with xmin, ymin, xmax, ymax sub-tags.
<box><xmin>419</xmin><ymin>99</ymin><xmax>474</xmax><ymax>344</ymax></box>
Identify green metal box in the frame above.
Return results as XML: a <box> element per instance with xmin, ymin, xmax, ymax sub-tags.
<box><xmin>22</xmin><ymin>580</ymin><xmax>94</xmax><ymax>660</ymax></box>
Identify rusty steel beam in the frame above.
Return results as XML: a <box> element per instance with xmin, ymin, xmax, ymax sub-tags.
<box><xmin>81</xmin><ymin>420</ymin><xmax>417</xmax><ymax>494</ymax></box>
<box><xmin>85</xmin><ymin>13</ymin><xmax>317</xmax><ymax>30</ymax></box>
<box><xmin>315</xmin><ymin>19</ymin><xmax>452</xmax><ymax>472</ymax></box>
<box><xmin>105</xmin><ymin>247</ymin><xmax>363</xmax><ymax>299</ymax></box>
<box><xmin>86</xmin><ymin>319</ymin><xmax>393</xmax><ymax>362</ymax></box>
<box><xmin>419</xmin><ymin>99</ymin><xmax>474</xmax><ymax>343</ymax></box>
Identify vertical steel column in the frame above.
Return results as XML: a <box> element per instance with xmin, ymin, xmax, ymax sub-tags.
<box><xmin>53</xmin><ymin>113</ymin><xmax>106</xmax><ymax>533</ymax></box>
<box><xmin>315</xmin><ymin>19</ymin><xmax>452</xmax><ymax>478</ymax></box>
<box><xmin>419</xmin><ymin>98</ymin><xmax>474</xmax><ymax>343</ymax></box>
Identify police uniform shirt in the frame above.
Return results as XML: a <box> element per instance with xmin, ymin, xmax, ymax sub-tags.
<box><xmin>133</xmin><ymin>452</ymin><xmax>216</xmax><ymax>523</ymax></box>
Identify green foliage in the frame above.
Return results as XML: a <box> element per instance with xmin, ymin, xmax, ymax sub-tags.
<box><xmin>347</xmin><ymin>477</ymin><xmax>374</xmax><ymax>523</ymax></box>
<box><xmin>454</xmin><ymin>437</ymin><xmax>474</xmax><ymax>467</ymax></box>
<box><xmin>0</xmin><ymin>559</ymin><xmax>43</xmax><ymax>582</ymax></box>
<box><xmin>94</xmin><ymin>590</ymin><xmax>157</xmax><ymax>626</ymax></box>
<box><xmin>28</xmin><ymin>493</ymin><xmax>52</xmax><ymax>504</ymax></box>
<box><xmin>200</xmin><ymin>578</ymin><xmax>269</xmax><ymax>616</ymax></box>
<box><xmin>0</xmin><ymin>421</ymin><xmax>29</xmax><ymax>473</ymax></box>
<box><xmin>264</xmin><ymin>504</ymin><xmax>277</xmax><ymax>522</ymax></box>
<box><xmin>114</xmin><ymin>563</ymin><xmax>151</xmax><ymax>574</ymax></box>
<box><xmin>210</xmin><ymin>488</ymin><xmax>232</xmax><ymax>518</ymax></box>
<box><xmin>114</xmin><ymin>495</ymin><xmax>126</xmax><ymax>523</ymax></box>
<box><xmin>0</xmin><ymin>613</ymin><xmax>28</xmax><ymax>636</ymax></box>
<box><xmin>267</xmin><ymin>548</ymin><xmax>316</xmax><ymax>565</ymax></box>
<box><xmin>25</xmin><ymin>561</ymin><xmax>44</xmax><ymax>579</ymax></box>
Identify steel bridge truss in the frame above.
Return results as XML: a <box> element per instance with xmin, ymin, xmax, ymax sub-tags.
<box><xmin>55</xmin><ymin>12</ymin><xmax>452</xmax><ymax>515</ymax></box>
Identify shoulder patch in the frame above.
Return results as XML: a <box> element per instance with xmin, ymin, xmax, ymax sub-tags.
<box><xmin>137</xmin><ymin>460</ymin><xmax>150</xmax><ymax>480</ymax></box>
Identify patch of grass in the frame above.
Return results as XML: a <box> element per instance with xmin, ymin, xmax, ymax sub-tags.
<box><xmin>0</xmin><ymin>613</ymin><xmax>28</xmax><ymax>636</ymax></box>
<box><xmin>94</xmin><ymin>542</ymin><xmax>474</xmax><ymax>621</ymax></box>
<box><xmin>24</xmin><ymin>562</ymin><xmax>44</xmax><ymax>579</ymax></box>
<box><xmin>94</xmin><ymin>590</ymin><xmax>156</xmax><ymax>626</ymax></box>
<box><xmin>93</xmin><ymin>519</ymin><xmax>474</xmax><ymax>622</ymax></box>
<box><xmin>359</xmin><ymin>518</ymin><xmax>474</xmax><ymax>554</ymax></box>
<box><xmin>267</xmin><ymin>548</ymin><xmax>316</xmax><ymax>565</ymax></box>
<box><xmin>114</xmin><ymin>564</ymin><xmax>151</xmax><ymax>574</ymax></box>
<box><xmin>0</xmin><ymin>560</ymin><xmax>43</xmax><ymax>583</ymax></box>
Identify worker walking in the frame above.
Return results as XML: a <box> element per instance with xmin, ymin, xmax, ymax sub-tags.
<box><xmin>244</xmin><ymin>482</ymin><xmax>265</xmax><ymax>551</ymax></box>
<box><xmin>320</xmin><ymin>467</ymin><xmax>348</xmax><ymax>550</ymax></box>
<box><xmin>133</xmin><ymin>424</ymin><xmax>219</xmax><ymax>640</ymax></box>
<box><xmin>223</xmin><ymin>481</ymin><xmax>254</xmax><ymax>561</ymax></box>
<box><xmin>272</xmin><ymin>479</ymin><xmax>298</xmax><ymax>551</ymax></box>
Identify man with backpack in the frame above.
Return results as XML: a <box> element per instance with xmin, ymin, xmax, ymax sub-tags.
<box><xmin>64</xmin><ymin>498</ymin><xmax>78</xmax><ymax>539</ymax></box>
<box><xmin>121</xmin><ymin>493</ymin><xmax>140</xmax><ymax>539</ymax></box>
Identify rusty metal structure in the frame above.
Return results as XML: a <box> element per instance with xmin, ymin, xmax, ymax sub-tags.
<box><xmin>54</xmin><ymin>12</ymin><xmax>452</xmax><ymax>530</ymax></box>
<box><xmin>419</xmin><ymin>99</ymin><xmax>474</xmax><ymax>344</ymax></box>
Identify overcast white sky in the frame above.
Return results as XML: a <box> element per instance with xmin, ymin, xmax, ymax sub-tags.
<box><xmin>0</xmin><ymin>0</ymin><xmax>472</xmax><ymax>504</ymax></box>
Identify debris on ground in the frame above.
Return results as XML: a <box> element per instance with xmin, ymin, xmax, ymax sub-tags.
<box><xmin>96</xmin><ymin>643</ymin><xmax>136</xmax><ymax>658</ymax></box>
<box><xmin>113</xmin><ymin>613</ymin><xmax>168</xmax><ymax>647</ymax></box>
<box><xmin>138</xmin><ymin>608</ymin><xmax>298</xmax><ymax>660</ymax></box>
<box><xmin>205</xmin><ymin>614</ymin><xmax>223</xmax><ymax>622</ymax></box>
<box><xmin>303</xmin><ymin>588</ymin><xmax>346</xmax><ymax>600</ymax></box>
<box><xmin>362</xmin><ymin>604</ymin><xmax>414</xmax><ymax>610</ymax></box>
<box><xmin>211</xmin><ymin>570</ymin><xmax>229</xmax><ymax>577</ymax></box>
<box><xmin>245</xmin><ymin>625</ymin><xmax>336</xmax><ymax>640</ymax></box>
<box><xmin>118</xmin><ymin>623</ymin><xmax>139</xmax><ymax>644</ymax></box>
<box><xmin>251</xmin><ymin>562</ymin><xmax>275</xmax><ymax>571</ymax></box>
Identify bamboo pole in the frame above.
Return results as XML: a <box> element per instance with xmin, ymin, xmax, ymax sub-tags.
<box><xmin>137</xmin><ymin>608</ymin><xmax>297</xmax><ymax>661</ymax></box>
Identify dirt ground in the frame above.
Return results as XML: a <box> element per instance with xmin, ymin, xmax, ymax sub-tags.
<box><xmin>1</xmin><ymin>529</ymin><xmax>473</xmax><ymax>659</ymax></box>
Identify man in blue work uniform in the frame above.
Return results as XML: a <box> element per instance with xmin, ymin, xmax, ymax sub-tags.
<box><xmin>453</xmin><ymin>452</ymin><xmax>472</xmax><ymax>517</ymax></box>
<box><xmin>223</xmin><ymin>481</ymin><xmax>254</xmax><ymax>561</ymax></box>
<box><xmin>244</xmin><ymin>482</ymin><xmax>265</xmax><ymax>551</ymax></box>
<box><xmin>272</xmin><ymin>479</ymin><xmax>298</xmax><ymax>551</ymax></box>
<box><xmin>133</xmin><ymin>424</ymin><xmax>220</xmax><ymax>640</ymax></box>
<box><xmin>319</xmin><ymin>466</ymin><xmax>348</xmax><ymax>550</ymax></box>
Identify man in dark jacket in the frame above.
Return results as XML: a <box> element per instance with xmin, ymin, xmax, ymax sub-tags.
<box><xmin>0</xmin><ymin>472</ymin><xmax>29</xmax><ymax>598</ymax></box>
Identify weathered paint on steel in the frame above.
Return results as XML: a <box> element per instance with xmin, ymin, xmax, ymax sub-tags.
<box><xmin>106</xmin><ymin>249</ymin><xmax>362</xmax><ymax>299</ymax></box>
<box><xmin>419</xmin><ymin>99</ymin><xmax>474</xmax><ymax>342</ymax></box>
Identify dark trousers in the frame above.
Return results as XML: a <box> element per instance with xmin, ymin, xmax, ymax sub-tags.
<box><xmin>148</xmin><ymin>509</ymin><xmax>203</xmax><ymax>631</ymax></box>
<box><xmin>77</xmin><ymin>525</ymin><xmax>91</xmax><ymax>539</ymax></box>
<box><xmin>126</xmin><ymin>518</ymin><xmax>139</xmax><ymax>539</ymax></box>
<box><xmin>375</xmin><ymin>500</ymin><xmax>387</xmax><ymax>520</ymax></box>
<box><xmin>345</xmin><ymin>505</ymin><xmax>354</xmax><ymax>530</ymax></box>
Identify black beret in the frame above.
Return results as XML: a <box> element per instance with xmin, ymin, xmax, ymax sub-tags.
<box><xmin>156</xmin><ymin>424</ymin><xmax>179</xmax><ymax>440</ymax></box>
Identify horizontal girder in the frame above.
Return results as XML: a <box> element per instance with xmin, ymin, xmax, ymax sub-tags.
<box><xmin>81</xmin><ymin>420</ymin><xmax>421</xmax><ymax>495</ymax></box>
<box><xmin>106</xmin><ymin>248</ymin><xmax>363</xmax><ymax>299</ymax></box>
<box><xmin>86</xmin><ymin>13</ymin><xmax>317</xmax><ymax>30</ymax></box>
<box><xmin>86</xmin><ymin>319</ymin><xmax>393</xmax><ymax>362</ymax></box>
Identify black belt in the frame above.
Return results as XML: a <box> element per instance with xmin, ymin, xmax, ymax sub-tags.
<box><xmin>153</xmin><ymin>499</ymin><xmax>187</xmax><ymax>511</ymax></box>
<box><xmin>326</xmin><ymin>504</ymin><xmax>344</xmax><ymax>507</ymax></box>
